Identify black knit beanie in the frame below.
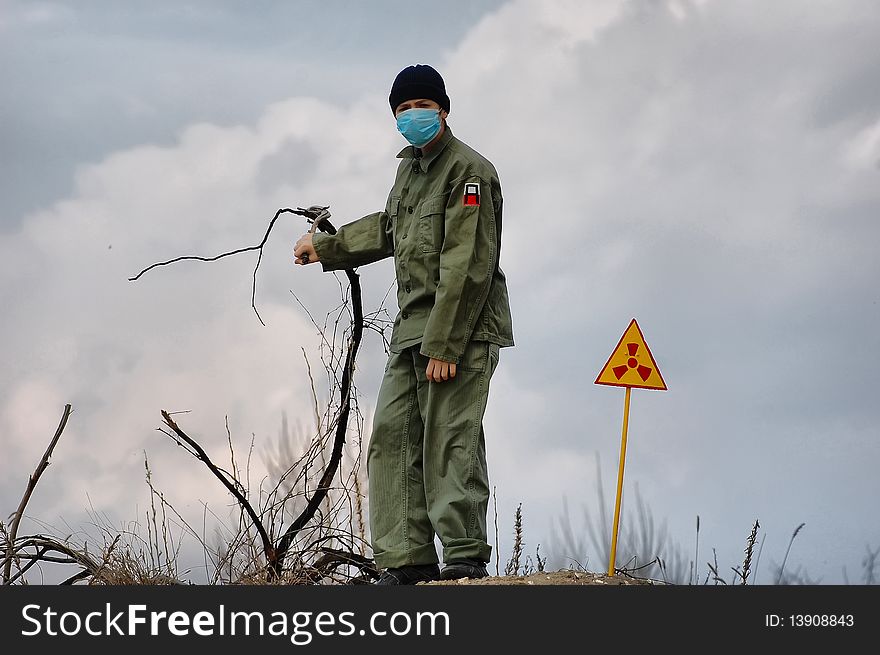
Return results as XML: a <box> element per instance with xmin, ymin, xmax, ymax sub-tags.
<box><xmin>389</xmin><ymin>64</ymin><xmax>450</xmax><ymax>114</ymax></box>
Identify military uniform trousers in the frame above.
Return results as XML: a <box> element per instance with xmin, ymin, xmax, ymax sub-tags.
<box><xmin>367</xmin><ymin>338</ymin><xmax>500</xmax><ymax>568</ymax></box>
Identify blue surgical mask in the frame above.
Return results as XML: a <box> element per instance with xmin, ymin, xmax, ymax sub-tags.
<box><xmin>396</xmin><ymin>108</ymin><xmax>441</xmax><ymax>147</ymax></box>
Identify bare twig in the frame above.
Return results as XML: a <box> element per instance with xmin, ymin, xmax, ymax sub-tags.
<box><xmin>274</xmin><ymin>263</ymin><xmax>363</xmax><ymax>575</ymax></box>
<box><xmin>3</xmin><ymin>403</ymin><xmax>73</xmax><ymax>584</ymax></box>
<box><xmin>309</xmin><ymin>547</ymin><xmax>378</xmax><ymax>583</ymax></box>
<box><xmin>160</xmin><ymin>410</ymin><xmax>276</xmax><ymax>574</ymax></box>
<box><xmin>616</xmin><ymin>556</ymin><xmax>670</xmax><ymax>584</ymax></box>
<box><xmin>707</xmin><ymin>548</ymin><xmax>726</xmax><ymax>585</ymax></box>
<box><xmin>129</xmin><ymin>205</ymin><xmax>336</xmax><ymax>326</ymax></box>
<box><xmin>493</xmin><ymin>485</ymin><xmax>500</xmax><ymax>577</ymax></box>
<box><xmin>5</xmin><ymin>546</ymin><xmax>51</xmax><ymax>585</ymax></box>
<box><xmin>136</xmin><ymin>204</ymin><xmax>368</xmax><ymax>581</ymax></box>
<box><xmin>10</xmin><ymin>535</ymin><xmax>102</xmax><ymax>584</ymax></box>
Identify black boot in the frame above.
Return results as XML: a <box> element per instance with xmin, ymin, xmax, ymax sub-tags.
<box><xmin>374</xmin><ymin>563</ymin><xmax>440</xmax><ymax>585</ymax></box>
<box><xmin>439</xmin><ymin>558</ymin><xmax>489</xmax><ymax>581</ymax></box>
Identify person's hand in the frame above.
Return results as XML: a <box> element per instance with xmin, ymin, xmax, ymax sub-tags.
<box><xmin>426</xmin><ymin>357</ymin><xmax>456</xmax><ymax>382</ymax></box>
<box><xmin>293</xmin><ymin>232</ymin><xmax>319</xmax><ymax>265</ymax></box>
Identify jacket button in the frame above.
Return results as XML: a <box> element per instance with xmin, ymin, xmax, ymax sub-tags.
<box><xmin>402</xmin><ymin>233</ymin><xmax>407</xmax><ymax>239</ymax></box>
<box><xmin>402</xmin><ymin>311</ymin><xmax>409</xmax><ymax>319</ymax></box>
<box><xmin>407</xmin><ymin>206</ymin><xmax>414</xmax><ymax>213</ymax></box>
<box><xmin>405</xmin><ymin>284</ymin><xmax>411</xmax><ymax>292</ymax></box>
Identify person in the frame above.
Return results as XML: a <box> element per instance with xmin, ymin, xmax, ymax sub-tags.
<box><xmin>293</xmin><ymin>63</ymin><xmax>514</xmax><ymax>584</ymax></box>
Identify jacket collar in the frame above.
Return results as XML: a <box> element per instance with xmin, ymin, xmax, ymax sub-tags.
<box><xmin>396</xmin><ymin>125</ymin><xmax>454</xmax><ymax>173</ymax></box>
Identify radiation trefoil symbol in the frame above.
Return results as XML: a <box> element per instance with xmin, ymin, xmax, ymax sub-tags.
<box><xmin>595</xmin><ymin>319</ymin><xmax>667</xmax><ymax>391</ymax></box>
<box><xmin>612</xmin><ymin>342</ymin><xmax>654</xmax><ymax>383</ymax></box>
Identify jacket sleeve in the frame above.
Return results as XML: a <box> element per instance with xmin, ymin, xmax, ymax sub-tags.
<box><xmin>420</xmin><ymin>175</ymin><xmax>497</xmax><ymax>363</ymax></box>
<box><xmin>311</xmin><ymin>210</ymin><xmax>394</xmax><ymax>272</ymax></box>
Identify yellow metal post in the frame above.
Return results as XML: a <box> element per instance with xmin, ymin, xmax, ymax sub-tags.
<box><xmin>608</xmin><ymin>386</ymin><xmax>632</xmax><ymax>576</ymax></box>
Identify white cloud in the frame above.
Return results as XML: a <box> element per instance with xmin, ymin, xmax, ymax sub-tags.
<box><xmin>442</xmin><ymin>0</ymin><xmax>880</xmax><ymax>580</ymax></box>
<box><xmin>843</xmin><ymin>116</ymin><xmax>880</xmax><ymax>170</ymax></box>
<box><xmin>15</xmin><ymin>2</ymin><xmax>73</xmax><ymax>26</ymax></box>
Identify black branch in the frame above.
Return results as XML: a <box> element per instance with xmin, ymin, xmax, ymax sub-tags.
<box><xmin>3</xmin><ymin>404</ymin><xmax>73</xmax><ymax>584</ymax></box>
<box><xmin>273</xmin><ymin>264</ymin><xmax>362</xmax><ymax>577</ymax></box>
<box><xmin>128</xmin><ymin>206</ymin><xmax>336</xmax><ymax>326</ymax></box>
<box><xmin>136</xmin><ymin>204</ymin><xmax>366</xmax><ymax>581</ymax></box>
<box><xmin>160</xmin><ymin>410</ymin><xmax>276</xmax><ymax>573</ymax></box>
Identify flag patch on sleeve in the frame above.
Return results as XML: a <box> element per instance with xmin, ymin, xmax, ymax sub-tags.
<box><xmin>463</xmin><ymin>182</ymin><xmax>480</xmax><ymax>206</ymax></box>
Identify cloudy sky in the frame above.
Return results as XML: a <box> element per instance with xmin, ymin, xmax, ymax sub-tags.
<box><xmin>2</xmin><ymin>0</ymin><xmax>879</xmax><ymax>585</ymax></box>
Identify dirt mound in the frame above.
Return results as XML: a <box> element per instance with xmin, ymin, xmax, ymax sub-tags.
<box><xmin>423</xmin><ymin>569</ymin><xmax>663</xmax><ymax>585</ymax></box>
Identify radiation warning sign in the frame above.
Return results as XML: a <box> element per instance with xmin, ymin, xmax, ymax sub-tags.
<box><xmin>595</xmin><ymin>318</ymin><xmax>667</xmax><ymax>390</ymax></box>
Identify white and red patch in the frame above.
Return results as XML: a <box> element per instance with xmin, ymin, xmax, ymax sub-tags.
<box><xmin>463</xmin><ymin>182</ymin><xmax>480</xmax><ymax>206</ymax></box>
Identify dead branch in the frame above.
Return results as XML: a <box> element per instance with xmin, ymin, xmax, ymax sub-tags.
<box><xmin>273</xmin><ymin>263</ymin><xmax>363</xmax><ymax>577</ymax></box>
<box><xmin>128</xmin><ymin>205</ymin><xmax>337</xmax><ymax>326</ymax></box>
<box><xmin>3</xmin><ymin>403</ymin><xmax>73</xmax><ymax>584</ymax></box>
<box><xmin>160</xmin><ymin>411</ymin><xmax>276</xmax><ymax>572</ymax></box>
<box><xmin>135</xmin><ymin>203</ymin><xmax>368</xmax><ymax>581</ymax></box>
<box><xmin>5</xmin><ymin>546</ymin><xmax>52</xmax><ymax>585</ymax></box>
<box><xmin>9</xmin><ymin>535</ymin><xmax>102</xmax><ymax>584</ymax></box>
<box><xmin>310</xmin><ymin>547</ymin><xmax>378</xmax><ymax>584</ymax></box>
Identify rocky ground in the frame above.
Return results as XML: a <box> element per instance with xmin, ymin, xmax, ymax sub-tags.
<box><xmin>423</xmin><ymin>569</ymin><xmax>664</xmax><ymax>585</ymax></box>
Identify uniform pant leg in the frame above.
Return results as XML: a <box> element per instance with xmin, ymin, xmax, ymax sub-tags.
<box><xmin>367</xmin><ymin>346</ymin><xmax>439</xmax><ymax>568</ymax></box>
<box><xmin>415</xmin><ymin>339</ymin><xmax>500</xmax><ymax>564</ymax></box>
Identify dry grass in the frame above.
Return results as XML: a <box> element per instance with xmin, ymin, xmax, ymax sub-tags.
<box><xmin>3</xmin><ymin>344</ymin><xmax>877</xmax><ymax>586</ymax></box>
<box><xmin>2</xmin><ymin>284</ymin><xmax>391</xmax><ymax>586</ymax></box>
<box><xmin>542</xmin><ymin>453</ymin><xmax>880</xmax><ymax>585</ymax></box>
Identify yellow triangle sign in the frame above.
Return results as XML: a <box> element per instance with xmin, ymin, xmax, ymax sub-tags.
<box><xmin>595</xmin><ymin>318</ymin><xmax>667</xmax><ymax>390</ymax></box>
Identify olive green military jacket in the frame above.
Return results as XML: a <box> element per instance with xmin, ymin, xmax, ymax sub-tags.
<box><xmin>311</xmin><ymin>126</ymin><xmax>514</xmax><ymax>364</ymax></box>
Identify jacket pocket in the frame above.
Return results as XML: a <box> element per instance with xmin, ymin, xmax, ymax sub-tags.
<box><xmin>387</xmin><ymin>195</ymin><xmax>400</xmax><ymax>218</ymax></box>
<box><xmin>418</xmin><ymin>197</ymin><xmax>444</xmax><ymax>254</ymax></box>
<box><xmin>457</xmin><ymin>340</ymin><xmax>489</xmax><ymax>372</ymax></box>
<box><xmin>387</xmin><ymin>195</ymin><xmax>400</xmax><ymax>249</ymax></box>
<box><xmin>387</xmin><ymin>195</ymin><xmax>400</xmax><ymax>228</ymax></box>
